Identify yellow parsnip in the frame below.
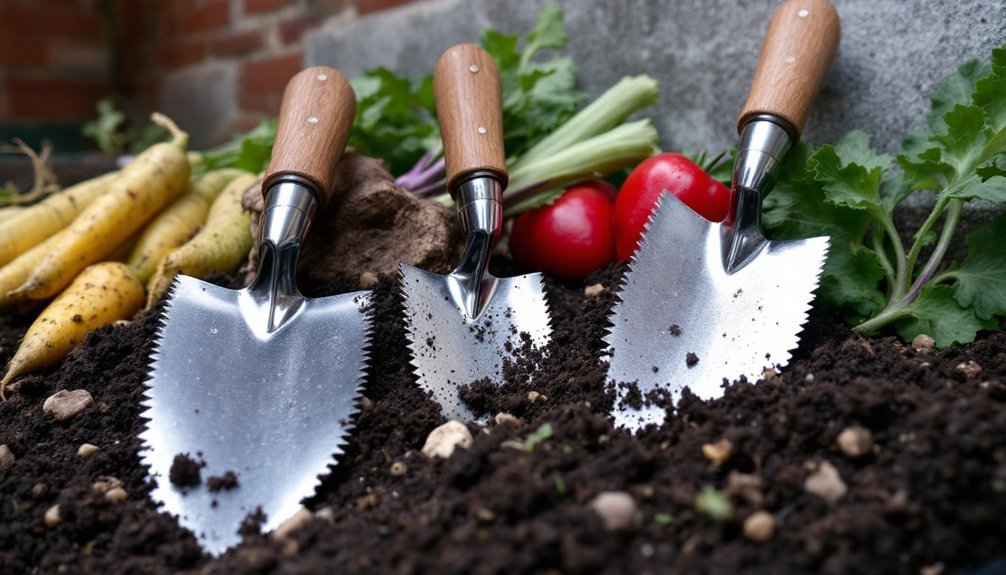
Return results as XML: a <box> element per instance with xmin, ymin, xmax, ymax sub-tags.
<box><xmin>0</xmin><ymin>229</ymin><xmax>69</xmax><ymax>308</ymax></box>
<box><xmin>146</xmin><ymin>173</ymin><xmax>257</xmax><ymax>307</ymax></box>
<box><xmin>0</xmin><ymin>172</ymin><xmax>118</xmax><ymax>267</ymax></box>
<box><xmin>126</xmin><ymin>169</ymin><xmax>246</xmax><ymax>283</ymax></box>
<box><xmin>11</xmin><ymin>114</ymin><xmax>190</xmax><ymax>301</ymax></box>
<box><xmin>0</xmin><ymin>262</ymin><xmax>144</xmax><ymax>398</ymax></box>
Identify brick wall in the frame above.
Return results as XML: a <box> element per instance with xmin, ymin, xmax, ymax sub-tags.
<box><xmin>0</xmin><ymin>0</ymin><xmax>422</xmax><ymax>151</ymax></box>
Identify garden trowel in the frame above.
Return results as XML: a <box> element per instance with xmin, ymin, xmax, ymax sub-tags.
<box><xmin>606</xmin><ymin>0</ymin><xmax>839</xmax><ymax>432</ymax></box>
<box><xmin>401</xmin><ymin>44</ymin><xmax>551</xmax><ymax>422</ymax></box>
<box><xmin>140</xmin><ymin>66</ymin><xmax>371</xmax><ymax>555</ymax></box>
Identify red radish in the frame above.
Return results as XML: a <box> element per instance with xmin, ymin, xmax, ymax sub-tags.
<box><xmin>509</xmin><ymin>181</ymin><xmax>616</xmax><ymax>282</ymax></box>
<box><xmin>613</xmin><ymin>152</ymin><xmax>729</xmax><ymax>261</ymax></box>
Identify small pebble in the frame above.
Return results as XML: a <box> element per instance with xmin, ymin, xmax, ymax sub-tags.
<box><xmin>92</xmin><ymin>476</ymin><xmax>123</xmax><ymax>493</ymax></box>
<box><xmin>526</xmin><ymin>391</ymin><xmax>547</xmax><ymax>403</ymax></box>
<box><xmin>836</xmin><ymin>426</ymin><xmax>873</xmax><ymax>458</ymax></box>
<box><xmin>44</xmin><ymin>504</ymin><xmax>61</xmax><ymax>527</ymax></box>
<box><xmin>31</xmin><ymin>483</ymin><xmax>48</xmax><ymax>499</ymax></box>
<box><xmin>359</xmin><ymin>396</ymin><xmax>374</xmax><ymax>409</ymax></box>
<box><xmin>804</xmin><ymin>460</ymin><xmax>847</xmax><ymax>503</ymax></box>
<box><xmin>920</xmin><ymin>563</ymin><xmax>945</xmax><ymax>575</ymax></box>
<box><xmin>725</xmin><ymin>472</ymin><xmax>764</xmax><ymax>507</ymax></box>
<box><xmin>422</xmin><ymin>420</ymin><xmax>473</xmax><ymax>458</ymax></box>
<box><xmin>473</xmin><ymin>506</ymin><xmax>495</xmax><ymax>522</ymax></box>
<box><xmin>494</xmin><ymin>412</ymin><xmax>520</xmax><ymax>426</ymax></box>
<box><xmin>956</xmin><ymin>360</ymin><xmax>982</xmax><ymax>378</ymax></box>
<box><xmin>273</xmin><ymin>507</ymin><xmax>313</xmax><ymax>540</ymax></box>
<box><xmin>590</xmin><ymin>491</ymin><xmax>642</xmax><ymax>531</ymax></box>
<box><xmin>105</xmin><ymin>487</ymin><xmax>128</xmax><ymax>502</ymax></box>
<box><xmin>358</xmin><ymin>271</ymin><xmax>379</xmax><ymax>288</ymax></box>
<box><xmin>583</xmin><ymin>283</ymin><xmax>605</xmax><ymax>297</ymax></box>
<box><xmin>912</xmin><ymin>333</ymin><xmax>935</xmax><ymax>352</ymax></box>
<box><xmin>743</xmin><ymin>511</ymin><xmax>775</xmax><ymax>542</ymax></box>
<box><xmin>702</xmin><ymin>439</ymin><xmax>733</xmax><ymax>465</ymax></box>
<box><xmin>43</xmin><ymin>389</ymin><xmax>94</xmax><ymax>422</ymax></box>
<box><xmin>0</xmin><ymin>444</ymin><xmax>14</xmax><ymax>469</ymax></box>
<box><xmin>77</xmin><ymin>443</ymin><xmax>99</xmax><ymax>458</ymax></box>
<box><xmin>761</xmin><ymin>368</ymin><xmax>780</xmax><ymax>383</ymax></box>
<box><xmin>389</xmin><ymin>461</ymin><xmax>407</xmax><ymax>476</ymax></box>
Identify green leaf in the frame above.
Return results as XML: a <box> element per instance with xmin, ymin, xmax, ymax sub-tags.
<box><xmin>523</xmin><ymin>422</ymin><xmax>554</xmax><ymax>452</ymax></box>
<box><xmin>810</xmin><ymin>131</ymin><xmax>892</xmax><ymax>212</ymax></box>
<box><xmin>694</xmin><ymin>486</ymin><xmax>733</xmax><ymax>523</ymax></box>
<box><xmin>927</xmin><ymin>58</ymin><xmax>989</xmax><ymax>134</ymax></box>
<box><xmin>948</xmin><ymin>211</ymin><xmax>1006</xmax><ymax>319</ymax></box>
<box><xmin>940</xmin><ymin>174</ymin><xmax>1006</xmax><ymax>202</ymax></box>
<box><xmin>521</xmin><ymin>1</ymin><xmax>567</xmax><ymax>61</ymax></box>
<box><xmin>896</xmin><ymin>284</ymin><xmax>998</xmax><ymax>347</ymax></box>
<box><xmin>818</xmin><ymin>241</ymin><xmax>887</xmax><ymax>320</ymax></box>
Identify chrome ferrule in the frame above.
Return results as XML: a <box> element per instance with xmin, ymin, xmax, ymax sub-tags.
<box><xmin>259</xmin><ymin>178</ymin><xmax>318</xmax><ymax>250</ymax></box>
<box><xmin>728</xmin><ymin>117</ymin><xmax>793</xmax><ymax>235</ymax></box>
<box><xmin>454</xmin><ymin>174</ymin><xmax>503</xmax><ymax>244</ymax></box>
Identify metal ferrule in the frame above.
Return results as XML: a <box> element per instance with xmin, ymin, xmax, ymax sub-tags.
<box><xmin>721</xmin><ymin>117</ymin><xmax>793</xmax><ymax>273</ymax></box>
<box><xmin>245</xmin><ymin>179</ymin><xmax>318</xmax><ymax>334</ymax></box>
<box><xmin>454</xmin><ymin>173</ymin><xmax>503</xmax><ymax>243</ymax></box>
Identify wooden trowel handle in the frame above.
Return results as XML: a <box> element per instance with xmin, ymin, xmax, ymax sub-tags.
<box><xmin>264</xmin><ymin>66</ymin><xmax>356</xmax><ymax>209</ymax></box>
<box><xmin>434</xmin><ymin>43</ymin><xmax>508</xmax><ymax>191</ymax></box>
<box><xmin>739</xmin><ymin>0</ymin><xmax>840</xmax><ymax>139</ymax></box>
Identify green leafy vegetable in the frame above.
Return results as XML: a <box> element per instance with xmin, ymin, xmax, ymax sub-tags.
<box><xmin>193</xmin><ymin>119</ymin><xmax>276</xmax><ymax>175</ymax></box>
<box><xmin>765</xmin><ymin>46</ymin><xmax>1006</xmax><ymax>346</ymax></box>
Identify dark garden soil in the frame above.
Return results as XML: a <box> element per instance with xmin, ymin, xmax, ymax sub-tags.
<box><xmin>1</xmin><ymin>260</ymin><xmax>1005</xmax><ymax>575</ymax></box>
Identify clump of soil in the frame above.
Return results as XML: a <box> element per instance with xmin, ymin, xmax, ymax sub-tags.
<box><xmin>1</xmin><ymin>222</ymin><xmax>1005</xmax><ymax>573</ymax></box>
<box><xmin>206</xmin><ymin>471</ymin><xmax>239</xmax><ymax>492</ymax></box>
<box><xmin>169</xmin><ymin>453</ymin><xmax>204</xmax><ymax>488</ymax></box>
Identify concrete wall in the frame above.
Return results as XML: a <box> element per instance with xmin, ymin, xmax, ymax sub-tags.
<box><xmin>306</xmin><ymin>0</ymin><xmax>1006</xmax><ymax>156</ymax></box>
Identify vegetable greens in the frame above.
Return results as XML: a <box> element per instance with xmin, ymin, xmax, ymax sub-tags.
<box><xmin>764</xmin><ymin>46</ymin><xmax>1006</xmax><ymax>347</ymax></box>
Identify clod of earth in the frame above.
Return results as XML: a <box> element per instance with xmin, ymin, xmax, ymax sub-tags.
<box><xmin>589</xmin><ymin>491</ymin><xmax>642</xmax><ymax>531</ymax></box>
<box><xmin>206</xmin><ymin>471</ymin><xmax>239</xmax><ymax>492</ymax></box>
<box><xmin>169</xmin><ymin>453</ymin><xmax>204</xmax><ymax>487</ymax></box>
<box><xmin>422</xmin><ymin>420</ymin><xmax>473</xmax><ymax>458</ymax></box>
<box><xmin>241</xmin><ymin>152</ymin><xmax>461</xmax><ymax>290</ymax></box>
<box><xmin>685</xmin><ymin>352</ymin><xmax>699</xmax><ymax>367</ymax></box>
<box><xmin>42</xmin><ymin>389</ymin><xmax>94</xmax><ymax>422</ymax></box>
<box><xmin>77</xmin><ymin>443</ymin><xmax>99</xmax><ymax>458</ymax></box>
<box><xmin>804</xmin><ymin>460</ymin><xmax>847</xmax><ymax>503</ymax></box>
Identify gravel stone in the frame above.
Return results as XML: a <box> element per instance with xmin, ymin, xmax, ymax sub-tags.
<box><xmin>422</xmin><ymin>420</ymin><xmax>473</xmax><ymax>458</ymax></box>
<box><xmin>43</xmin><ymin>389</ymin><xmax>94</xmax><ymax>422</ymax></box>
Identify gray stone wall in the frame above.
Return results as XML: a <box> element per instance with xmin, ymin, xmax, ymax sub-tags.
<box><xmin>306</xmin><ymin>0</ymin><xmax>1006</xmax><ymax>156</ymax></box>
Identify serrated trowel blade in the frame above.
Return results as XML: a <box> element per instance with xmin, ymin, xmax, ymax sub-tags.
<box><xmin>604</xmin><ymin>193</ymin><xmax>828</xmax><ymax>433</ymax></box>
<box><xmin>140</xmin><ymin>275</ymin><xmax>372</xmax><ymax>556</ymax></box>
<box><xmin>399</xmin><ymin>264</ymin><xmax>551</xmax><ymax>422</ymax></box>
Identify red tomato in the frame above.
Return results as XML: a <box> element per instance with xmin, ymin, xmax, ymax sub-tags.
<box><xmin>613</xmin><ymin>152</ymin><xmax>730</xmax><ymax>261</ymax></box>
<box><xmin>509</xmin><ymin>181</ymin><xmax>616</xmax><ymax>282</ymax></box>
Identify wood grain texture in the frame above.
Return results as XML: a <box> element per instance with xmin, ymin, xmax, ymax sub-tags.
<box><xmin>739</xmin><ymin>0</ymin><xmax>840</xmax><ymax>138</ymax></box>
<box><xmin>434</xmin><ymin>43</ymin><xmax>508</xmax><ymax>190</ymax></box>
<box><xmin>264</xmin><ymin>66</ymin><xmax>355</xmax><ymax>208</ymax></box>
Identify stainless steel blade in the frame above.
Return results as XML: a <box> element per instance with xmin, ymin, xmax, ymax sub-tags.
<box><xmin>605</xmin><ymin>193</ymin><xmax>827</xmax><ymax>432</ymax></box>
<box><xmin>400</xmin><ymin>263</ymin><xmax>551</xmax><ymax>422</ymax></box>
<box><xmin>140</xmin><ymin>276</ymin><xmax>371</xmax><ymax>555</ymax></box>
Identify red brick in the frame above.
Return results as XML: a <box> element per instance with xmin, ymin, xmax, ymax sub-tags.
<box><xmin>0</xmin><ymin>34</ymin><xmax>49</xmax><ymax>68</ymax></box>
<box><xmin>209</xmin><ymin>29</ymin><xmax>263</xmax><ymax>57</ymax></box>
<box><xmin>0</xmin><ymin>4</ymin><xmax>102</xmax><ymax>40</ymax></box>
<box><xmin>240</xmin><ymin>51</ymin><xmax>302</xmax><ymax>95</ymax></box>
<box><xmin>158</xmin><ymin>40</ymin><xmax>207</xmax><ymax>70</ymax></box>
<box><xmin>7</xmin><ymin>76</ymin><xmax>108</xmax><ymax>121</ymax></box>
<box><xmin>181</xmin><ymin>0</ymin><xmax>230</xmax><ymax>35</ymax></box>
<box><xmin>356</xmin><ymin>0</ymin><xmax>417</xmax><ymax>16</ymax></box>
<box><xmin>279</xmin><ymin>15</ymin><xmax>317</xmax><ymax>45</ymax></box>
<box><xmin>244</xmin><ymin>0</ymin><xmax>290</xmax><ymax>15</ymax></box>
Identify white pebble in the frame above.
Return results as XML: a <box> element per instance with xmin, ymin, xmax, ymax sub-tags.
<box><xmin>273</xmin><ymin>507</ymin><xmax>314</xmax><ymax>540</ymax></box>
<box><xmin>743</xmin><ymin>511</ymin><xmax>775</xmax><ymax>542</ymax></box>
<box><xmin>583</xmin><ymin>283</ymin><xmax>605</xmax><ymax>297</ymax></box>
<box><xmin>956</xmin><ymin>360</ymin><xmax>982</xmax><ymax>378</ymax></box>
<box><xmin>43</xmin><ymin>389</ymin><xmax>94</xmax><ymax>422</ymax></box>
<box><xmin>702</xmin><ymin>439</ymin><xmax>733</xmax><ymax>465</ymax></box>
<box><xmin>422</xmin><ymin>420</ymin><xmax>473</xmax><ymax>458</ymax></box>
<box><xmin>494</xmin><ymin>412</ymin><xmax>520</xmax><ymax>426</ymax></box>
<box><xmin>390</xmin><ymin>461</ymin><xmax>407</xmax><ymax>476</ymax></box>
<box><xmin>359</xmin><ymin>271</ymin><xmax>379</xmax><ymax>288</ymax></box>
<box><xmin>105</xmin><ymin>487</ymin><xmax>128</xmax><ymax>502</ymax></box>
<box><xmin>0</xmin><ymin>444</ymin><xmax>14</xmax><ymax>469</ymax></box>
<box><xmin>77</xmin><ymin>443</ymin><xmax>99</xmax><ymax>458</ymax></box>
<box><xmin>836</xmin><ymin>426</ymin><xmax>873</xmax><ymax>458</ymax></box>
<box><xmin>92</xmin><ymin>476</ymin><xmax>123</xmax><ymax>493</ymax></box>
<box><xmin>44</xmin><ymin>504</ymin><xmax>61</xmax><ymax>527</ymax></box>
<box><xmin>804</xmin><ymin>460</ymin><xmax>847</xmax><ymax>503</ymax></box>
<box><xmin>526</xmin><ymin>391</ymin><xmax>547</xmax><ymax>403</ymax></box>
<box><xmin>911</xmin><ymin>333</ymin><xmax>935</xmax><ymax>352</ymax></box>
<box><xmin>589</xmin><ymin>491</ymin><xmax>641</xmax><ymax>531</ymax></box>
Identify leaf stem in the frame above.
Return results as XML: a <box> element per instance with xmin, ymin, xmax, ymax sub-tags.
<box><xmin>897</xmin><ymin>198</ymin><xmax>963</xmax><ymax>307</ymax></box>
<box><xmin>902</xmin><ymin>194</ymin><xmax>951</xmax><ymax>291</ymax></box>
<box><xmin>853</xmin><ymin>305</ymin><xmax>914</xmax><ymax>335</ymax></box>
<box><xmin>875</xmin><ymin>212</ymin><xmax>908</xmax><ymax>304</ymax></box>
<box><xmin>871</xmin><ymin>226</ymin><xmax>896</xmax><ymax>296</ymax></box>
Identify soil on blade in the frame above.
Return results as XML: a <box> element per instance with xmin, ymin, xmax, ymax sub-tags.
<box><xmin>1</xmin><ymin>263</ymin><xmax>1005</xmax><ymax>575</ymax></box>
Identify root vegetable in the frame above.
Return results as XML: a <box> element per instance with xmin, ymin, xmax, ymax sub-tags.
<box><xmin>1</xmin><ymin>262</ymin><xmax>144</xmax><ymax>397</ymax></box>
<box><xmin>145</xmin><ymin>173</ymin><xmax>256</xmax><ymax>307</ymax></box>
<box><xmin>10</xmin><ymin>114</ymin><xmax>189</xmax><ymax>301</ymax></box>
<box><xmin>127</xmin><ymin>169</ymin><xmax>245</xmax><ymax>283</ymax></box>
<box><xmin>0</xmin><ymin>229</ymin><xmax>68</xmax><ymax>308</ymax></box>
<box><xmin>0</xmin><ymin>172</ymin><xmax>118</xmax><ymax>268</ymax></box>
